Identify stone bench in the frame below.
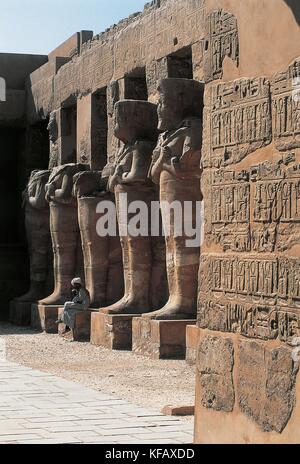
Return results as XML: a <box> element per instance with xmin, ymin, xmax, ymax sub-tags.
<box><xmin>31</xmin><ymin>304</ymin><xmax>60</xmax><ymax>333</ymax></box>
<box><xmin>57</xmin><ymin>308</ymin><xmax>95</xmax><ymax>342</ymax></box>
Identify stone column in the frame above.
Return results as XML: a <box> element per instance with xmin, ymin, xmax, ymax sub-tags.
<box><xmin>77</xmin><ymin>92</ymin><xmax>108</xmax><ymax>171</ymax></box>
<box><xmin>47</xmin><ymin>107</ymin><xmax>77</xmax><ymax>168</ymax></box>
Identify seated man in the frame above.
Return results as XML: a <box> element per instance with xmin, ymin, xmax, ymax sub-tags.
<box><xmin>56</xmin><ymin>278</ymin><xmax>90</xmax><ymax>334</ymax></box>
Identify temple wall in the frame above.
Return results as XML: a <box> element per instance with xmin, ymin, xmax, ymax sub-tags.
<box><xmin>195</xmin><ymin>0</ymin><xmax>300</xmax><ymax>444</ymax></box>
<box><xmin>27</xmin><ymin>0</ymin><xmax>206</xmax><ymax>130</ymax></box>
<box><xmin>1</xmin><ymin>0</ymin><xmax>300</xmax><ymax>444</ymax></box>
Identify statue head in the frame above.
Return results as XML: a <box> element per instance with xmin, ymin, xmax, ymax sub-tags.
<box><xmin>157</xmin><ymin>78</ymin><xmax>205</xmax><ymax>131</ymax></box>
<box><xmin>72</xmin><ymin>171</ymin><xmax>103</xmax><ymax>198</ymax></box>
<box><xmin>23</xmin><ymin>169</ymin><xmax>51</xmax><ymax>207</ymax></box>
<box><xmin>113</xmin><ymin>100</ymin><xmax>158</xmax><ymax>144</ymax></box>
<box><xmin>27</xmin><ymin>169</ymin><xmax>51</xmax><ymax>193</ymax></box>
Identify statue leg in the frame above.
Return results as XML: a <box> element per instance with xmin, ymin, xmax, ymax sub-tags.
<box><xmin>149</xmin><ymin>234</ymin><xmax>168</xmax><ymax>310</ymax></box>
<box><xmin>16</xmin><ymin>206</ymin><xmax>51</xmax><ymax>302</ymax></box>
<box><xmin>40</xmin><ymin>201</ymin><xmax>80</xmax><ymax>306</ymax></box>
<box><xmin>106</xmin><ymin>235</ymin><xmax>124</xmax><ymax>306</ymax></box>
<box><xmin>78</xmin><ymin>197</ymin><xmax>109</xmax><ymax>308</ymax></box>
<box><xmin>146</xmin><ymin>172</ymin><xmax>201</xmax><ymax>320</ymax></box>
<box><xmin>100</xmin><ymin>185</ymin><xmax>152</xmax><ymax>315</ymax></box>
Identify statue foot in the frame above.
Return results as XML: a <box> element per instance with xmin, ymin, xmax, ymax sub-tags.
<box><xmin>143</xmin><ymin>303</ymin><xmax>196</xmax><ymax>320</ymax></box>
<box><xmin>100</xmin><ymin>297</ymin><xmax>149</xmax><ymax>316</ymax></box>
<box><xmin>15</xmin><ymin>285</ymin><xmax>46</xmax><ymax>303</ymax></box>
<box><xmin>39</xmin><ymin>291</ymin><xmax>70</xmax><ymax>306</ymax></box>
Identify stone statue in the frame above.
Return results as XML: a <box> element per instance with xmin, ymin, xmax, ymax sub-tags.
<box><xmin>147</xmin><ymin>78</ymin><xmax>204</xmax><ymax>320</ymax></box>
<box><xmin>15</xmin><ymin>170</ymin><xmax>52</xmax><ymax>303</ymax></box>
<box><xmin>73</xmin><ymin>169</ymin><xmax>124</xmax><ymax>308</ymax></box>
<box><xmin>101</xmin><ymin>99</ymin><xmax>168</xmax><ymax>315</ymax></box>
<box><xmin>40</xmin><ymin>163</ymin><xmax>88</xmax><ymax>306</ymax></box>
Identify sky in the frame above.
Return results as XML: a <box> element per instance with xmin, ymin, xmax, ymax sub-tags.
<box><xmin>0</xmin><ymin>0</ymin><xmax>147</xmax><ymax>55</ymax></box>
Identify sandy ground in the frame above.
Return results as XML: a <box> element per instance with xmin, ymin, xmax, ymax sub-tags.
<box><xmin>0</xmin><ymin>324</ymin><xmax>196</xmax><ymax>421</ymax></box>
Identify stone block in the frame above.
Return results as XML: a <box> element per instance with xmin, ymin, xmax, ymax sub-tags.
<box><xmin>57</xmin><ymin>308</ymin><xmax>94</xmax><ymax>342</ymax></box>
<box><xmin>161</xmin><ymin>405</ymin><xmax>195</xmax><ymax>416</ymax></box>
<box><xmin>31</xmin><ymin>304</ymin><xmax>59</xmax><ymax>333</ymax></box>
<box><xmin>132</xmin><ymin>317</ymin><xmax>195</xmax><ymax>359</ymax></box>
<box><xmin>194</xmin><ymin>328</ymin><xmax>300</xmax><ymax>444</ymax></box>
<box><xmin>91</xmin><ymin>312</ymin><xmax>137</xmax><ymax>350</ymax></box>
<box><xmin>9</xmin><ymin>300</ymin><xmax>32</xmax><ymax>326</ymax></box>
<box><xmin>186</xmin><ymin>324</ymin><xmax>200</xmax><ymax>365</ymax></box>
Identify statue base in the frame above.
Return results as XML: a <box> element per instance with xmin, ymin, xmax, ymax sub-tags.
<box><xmin>31</xmin><ymin>303</ymin><xmax>60</xmax><ymax>333</ymax></box>
<box><xmin>91</xmin><ymin>313</ymin><xmax>139</xmax><ymax>350</ymax></box>
<box><xmin>132</xmin><ymin>317</ymin><xmax>195</xmax><ymax>359</ymax></box>
<box><xmin>57</xmin><ymin>308</ymin><xmax>94</xmax><ymax>342</ymax></box>
<box><xmin>186</xmin><ymin>324</ymin><xmax>200</xmax><ymax>365</ymax></box>
<box><xmin>9</xmin><ymin>300</ymin><xmax>32</xmax><ymax>326</ymax></box>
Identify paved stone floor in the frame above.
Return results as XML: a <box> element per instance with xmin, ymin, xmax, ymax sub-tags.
<box><xmin>0</xmin><ymin>359</ymin><xmax>193</xmax><ymax>444</ymax></box>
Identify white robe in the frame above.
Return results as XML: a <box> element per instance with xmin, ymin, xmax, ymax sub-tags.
<box><xmin>62</xmin><ymin>288</ymin><xmax>90</xmax><ymax>329</ymax></box>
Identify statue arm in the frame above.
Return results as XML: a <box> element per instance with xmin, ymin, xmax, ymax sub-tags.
<box><xmin>107</xmin><ymin>166</ymin><xmax>123</xmax><ymax>193</ymax></box>
<box><xmin>73</xmin><ymin>171</ymin><xmax>104</xmax><ymax>198</ymax></box>
<box><xmin>121</xmin><ymin>142</ymin><xmax>153</xmax><ymax>184</ymax></box>
<box><xmin>28</xmin><ymin>182</ymin><xmax>48</xmax><ymax>209</ymax></box>
<box><xmin>151</xmin><ymin>132</ymin><xmax>187</xmax><ymax>181</ymax></box>
<box><xmin>45</xmin><ymin>182</ymin><xmax>55</xmax><ymax>203</ymax></box>
<box><xmin>54</xmin><ymin>174</ymin><xmax>74</xmax><ymax>202</ymax></box>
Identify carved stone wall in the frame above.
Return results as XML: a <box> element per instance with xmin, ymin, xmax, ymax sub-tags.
<box><xmin>195</xmin><ymin>0</ymin><xmax>300</xmax><ymax>445</ymax></box>
<box><xmin>203</xmin><ymin>9</ymin><xmax>239</xmax><ymax>82</ymax></box>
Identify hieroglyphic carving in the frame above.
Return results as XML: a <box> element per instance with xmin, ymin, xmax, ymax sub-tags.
<box><xmin>203</xmin><ymin>10</ymin><xmax>239</xmax><ymax>83</ymax></box>
<box><xmin>272</xmin><ymin>59</ymin><xmax>300</xmax><ymax>151</ymax></box>
<box><xmin>253</xmin><ymin>162</ymin><xmax>300</xmax><ymax>225</ymax></box>
<box><xmin>200</xmin><ymin>255</ymin><xmax>300</xmax><ymax>305</ymax></box>
<box><xmin>204</xmin><ymin>78</ymin><xmax>272</xmax><ymax>167</ymax></box>
<box><xmin>198</xmin><ymin>300</ymin><xmax>300</xmax><ymax>343</ymax></box>
<box><xmin>208</xmin><ymin>156</ymin><xmax>300</xmax><ymax>252</ymax></box>
<box><xmin>198</xmin><ymin>34</ymin><xmax>300</xmax><ymax>442</ymax></box>
<box><xmin>212</xmin><ymin>169</ymin><xmax>250</xmax><ymax>224</ymax></box>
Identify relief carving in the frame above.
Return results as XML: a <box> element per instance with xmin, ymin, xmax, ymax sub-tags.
<box><xmin>272</xmin><ymin>59</ymin><xmax>300</xmax><ymax>151</ymax></box>
<box><xmin>204</xmin><ymin>10</ymin><xmax>239</xmax><ymax>83</ymax></box>
<box><xmin>198</xmin><ymin>300</ymin><xmax>300</xmax><ymax>343</ymax></box>
<box><xmin>203</xmin><ymin>78</ymin><xmax>272</xmax><ymax>167</ymax></box>
<box><xmin>207</xmin><ymin>155</ymin><xmax>300</xmax><ymax>252</ymax></box>
<box><xmin>199</xmin><ymin>254</ymin><xmax>300</xmax><ymax>306</ymax></box>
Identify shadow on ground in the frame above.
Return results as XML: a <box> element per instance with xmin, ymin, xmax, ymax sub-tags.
<box><xmin>284</xmin><ymin>0</ymin><xmax>300</xmax><ymax>25</ymax></box>
<box><xmin>0</xmin><ymin>323</ymin><xmax>37</xmax><ymax>336</ymax></box>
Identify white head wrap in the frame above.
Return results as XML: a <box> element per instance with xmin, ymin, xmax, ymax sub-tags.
<box><xmin>71</xmin><ymin>277</ymin><xmax>82</xmax><ymax>286</ymax></box>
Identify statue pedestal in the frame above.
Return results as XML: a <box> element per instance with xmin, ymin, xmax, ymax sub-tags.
<box><xmin>9</xmin><ymin>300</ymin><xmax>32</xmax><ymax>326</ymax></box>
<box><xmin>57</xmin><ymin>308</ymin><xmax>94</xmax><ymax>342</ymax></box>
<box><xmin>91</xmin><ymin>313</ymin><xmax>138</xmax><ymax>350</ymax></box>
<box><xmin>132</xmin><ymin>317</ymin><xmax>195</xmax><ymax>360</ymax></box>
<box><xmin>31</xmin><ymin>304</ymin><xmax>60</xmax><ymax>333</ymax></box>
<box><xmin>186</xmin><ymin>324</ymin><xmax>200</xmax><ymax>365</ymax></box>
